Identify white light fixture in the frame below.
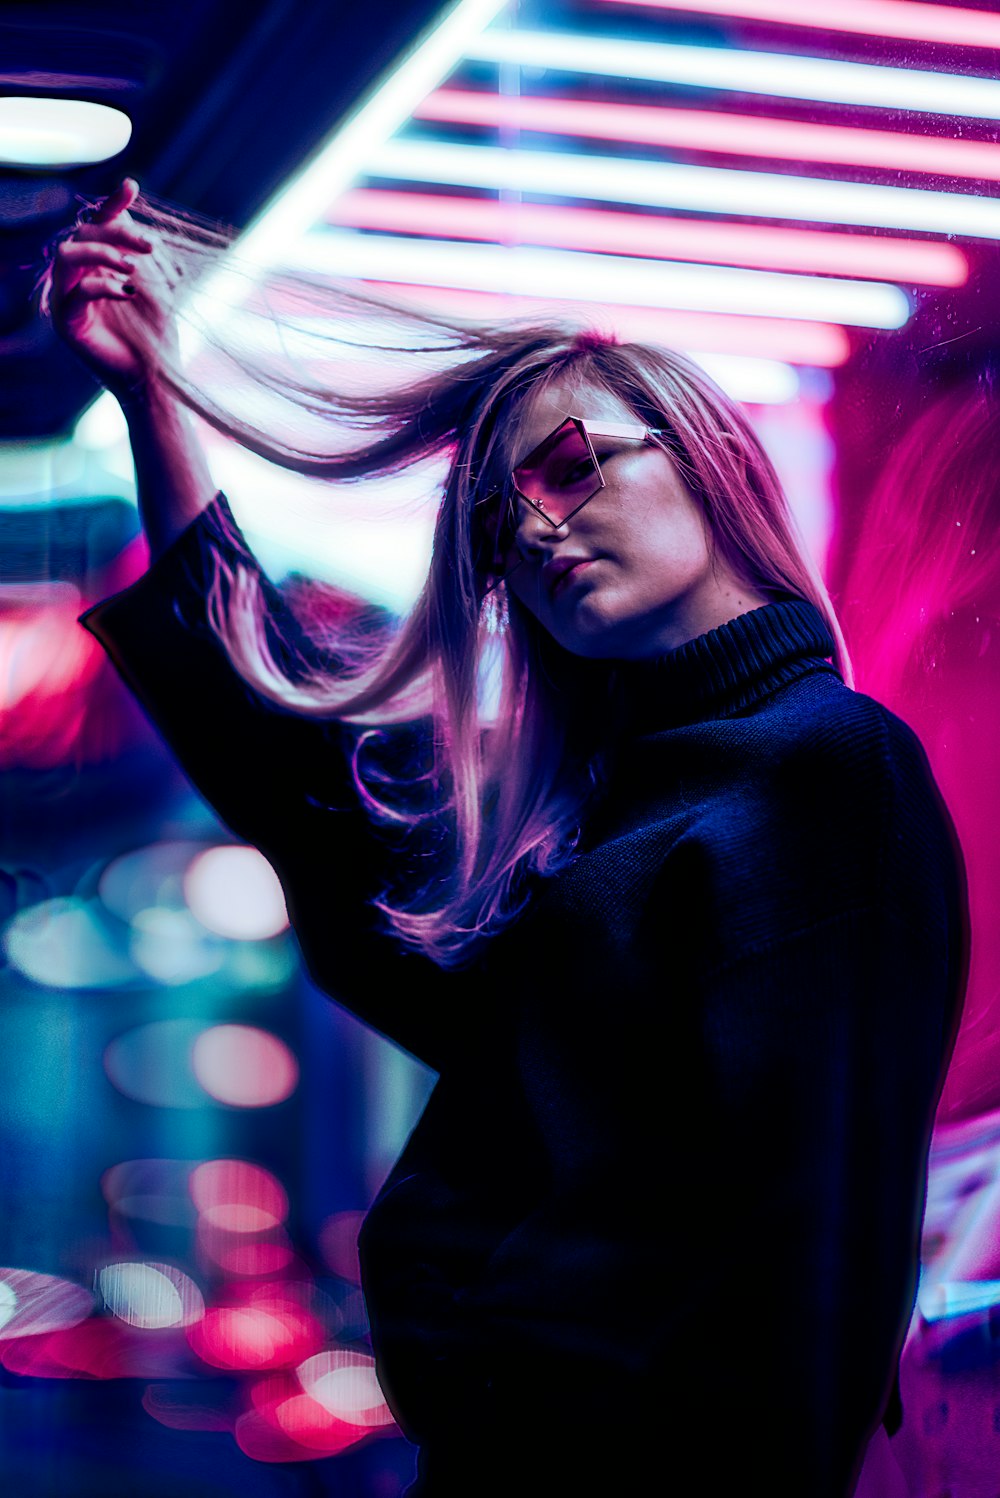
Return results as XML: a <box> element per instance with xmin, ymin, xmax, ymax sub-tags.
<box><xmin>299</xmin><ymin>230</ymin><xmax>909</xmax><ymax>328</ymax></box>
<box><xmin>370</xmin><ymin>138</ymin><xmax>1000</xmax><ymax>241</ymax></box>
<box><xmin>467</xmin><ymin>28</ymin><xmax>1000</xmax><ymax>120</ymax></box>
<box><xmin>0</xmin><ymin>97</ymin><xmax>131</xmax><ymax>167</ymax></box>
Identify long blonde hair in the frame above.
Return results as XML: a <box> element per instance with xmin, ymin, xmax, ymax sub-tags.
<box><xmin>42</xmin><ymin>188</ymin><xmax>852</xmax><ymax>966</ymax></box>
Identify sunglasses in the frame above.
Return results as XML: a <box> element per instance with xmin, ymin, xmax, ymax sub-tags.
<box><xmin>476</xmin><ymin>416</ymin><xmax>667</xmax><ymax>589</ymax></box>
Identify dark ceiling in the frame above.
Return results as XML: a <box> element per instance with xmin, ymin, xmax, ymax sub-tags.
<box><xmin>0</xmin><ymin>0</ymin><xmax>443</xmax><ymax>441</ymax></box>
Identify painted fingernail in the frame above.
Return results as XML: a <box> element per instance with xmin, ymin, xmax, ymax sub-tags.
<box><xmin>123</xmin><ymin>258</ymin><xmax>136</xmax><ymax>271</ymax></box>
<box><xmin>123</xmin><ymin>282</ymin><xmax>136</xmax><ymax>294</ymax></box>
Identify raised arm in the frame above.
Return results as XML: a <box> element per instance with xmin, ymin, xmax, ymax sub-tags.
<box><xmin>50</xmin><ymin>179</ymin><xmax>464</xmax><ymax>1071</ymax></box>
<box><xmin>47</xmin><ymin>177</ymin><xmax>217</xmax><ymax>554</ymax></box>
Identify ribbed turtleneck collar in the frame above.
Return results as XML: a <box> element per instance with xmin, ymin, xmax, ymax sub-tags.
<box><xmin>613</xmin><ymin>594</ymin><xmax>841</xmax><ymax>734</ymax></box>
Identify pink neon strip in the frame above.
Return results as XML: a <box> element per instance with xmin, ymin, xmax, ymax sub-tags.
<box><xmin>359</xmin><ymin>281</ymin><xmax>851</xmax><ymax>366</ymax></box>
<box><xmin>329</xmin><ymin>190</ymin><xmax>967</xmax><ymax>287</ymax></box>
<box><xmin>416</xmin><ymin>89</ymin><xmax>1000</xmax><ymax>186</ymax></box>
<box><xmin>596</xmin><ymin>0</ymin><xmax>1000</xmax><ymax>50</ymax></box>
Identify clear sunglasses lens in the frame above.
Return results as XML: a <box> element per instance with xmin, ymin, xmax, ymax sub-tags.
<box><xmin>513</xmin><ymin>420</ymin><xmax>600</xmax><ymax>525</ymax></box>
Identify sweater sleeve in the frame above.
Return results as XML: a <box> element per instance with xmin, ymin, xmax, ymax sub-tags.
<box><xmin>443</xmin><ymin>708</ymin><xmax>969</xmax><ymax>1494</ymax></box>
<box><xmin>79</xmin><ymin>491</ymin><xmax>464</xmax><ymax>1072</ymax></box>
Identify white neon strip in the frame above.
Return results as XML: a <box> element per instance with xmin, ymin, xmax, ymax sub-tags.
<box><xmin>300</xmin><ymin>229</ymin><xmax>909</xmax><ymax>327</ymax></box>
<box><xmin>597</xmin><ymin>0</ymin><xmax>1000</xmax><ymax>52</ymax></box>
<box><xmin>466</xmin><ymin>29</ymin><xmax>1000</xmax><ymax>120</ymax></box>
<box><xmin>332</xmin><ymin>188</ymin><xmax>968</xmax><ymax>286</ymax></box>
<box><xmin>370</xmin><ymin>138</ymin><xmax>1000</xmax><ymax>239</ymax></box>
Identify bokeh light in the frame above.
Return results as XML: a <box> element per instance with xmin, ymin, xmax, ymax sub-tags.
<box><xmin>0</xmin><ymin>1270</ymin><xmax>92</xmax><ymax>1339</ymax></box>
<box><xmin>189</xmin><ymin>1159</ymin><xmax>288</xmax><ymax>1230</ymax></box>
<box><xmin>235</xmin><ymin>1371</ymin><xmax>376</xmax><ymax>1462</ymax></box>
<box><xmin>129</xmin><ymin>907</ymin><xmax>224</xmax><ymax>985</ymax></box>
<box><xmin>103</xmin><ymin>1019</ymin><xmax>210</xmax><ymax>1108</ymax></box>
<box><xmin>186</xmin><ymin>1289</ymin><xmax>324</xmax><ymax>1371</ymax></box>
<box><xmin>203</xmin><ymin>1235</ymin><xmax>297</xmax><ymax>1279</ymax></box>
<box><xmin>191</xmin><ymin>1025</ymin><xmax>298</xmax><ymax>1108</ymax></box>
<box><xmin>101</xmin><ymin>1158</ymin><xmax>199</xmax><ymax>1230</ymax></box>
<box><xmin>0</xmin><ymin>1281</ymin><xmax>16</xmax><ymax>1333</ymax></box>
<box><xmin>297</xmin><ymin>1349</ymin><xmax>395</xmax><ymax>1426</ymax></box>
<box><xmin>184</xmin><ymin>846</ymin><xmax>289</xmax><ymax>940</ymax></box>
<box><xmin>98</xmin><ymin>841</ymin><xmax>208</xmax><ymax>923</ymax></box>
<box><xmin>98</xmin><ymin>1262</ymin><xmax>204</xmax><ymax>1329</ymax></box>
<box><xmin>274</xmin><ymin>1393</ymin><xmax>372</xmax><ymax>1453</ymax></box>
<box><xmin>104</xmin><ymin>1023</ymin><xmax>298</xmax><ymax>1109</ymax></box>
<box><xmin>4</xmin><ymin>897</ymin><xmax>137</xmax><ymax>989</ymax></box>
<box><xmin>0</xmin><ymin>1317</ymin><xmax>191</xmax><ymax>1380</ymax></box>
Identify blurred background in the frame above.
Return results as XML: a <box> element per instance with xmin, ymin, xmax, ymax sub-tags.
<box><xmin>2</xmin><ymin>1</ymin><xmax>1000</xmax><ymax>1493</ymax></box>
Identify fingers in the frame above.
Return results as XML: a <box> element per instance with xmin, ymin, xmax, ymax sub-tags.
<box><xmin>90</xmin><ymin>176</ymin><xmax>139</xmax><ymax>224</ymax></box>
<box><xmin>73</xmin><ymin>179</ymin><xmax>153</xmax><ymax>253</ymax></box>
<box><xmin>69</xmin><ymin>270</ymin><xmax>135</xmax><ymax>302</ymax></box>
<box><xmin>55</xmin><ymin>240</ymin><xmax>137</xmax><ymax>276</ymax></box>
<box><xmin>72</xmin><ymin>219</ymin><xmax>154</xmax><ymax>254</ymax></box>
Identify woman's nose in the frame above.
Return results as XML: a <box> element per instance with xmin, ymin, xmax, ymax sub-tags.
<box><xmin>514</xmin><ymin>496</ymin><xmax>569</xmax><ymax>557</ymax></box>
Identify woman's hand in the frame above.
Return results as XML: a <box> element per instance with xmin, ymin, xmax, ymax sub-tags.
<box><xmin>48</xmin><ymin>177</ymin><xmax>177</xmax><ymax>405</ymax></box>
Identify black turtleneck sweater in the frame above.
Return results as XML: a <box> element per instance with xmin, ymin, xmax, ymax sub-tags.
<box><xmin>80</xmin><ymin>492</ymin><xmax>969</xmax><ymax>1498</ymax></box>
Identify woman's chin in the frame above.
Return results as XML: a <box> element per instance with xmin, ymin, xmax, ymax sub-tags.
<box><xmin>547</xmin><ymin>613</ymin><xmax>633</xmax><ymax>660</ymax></box>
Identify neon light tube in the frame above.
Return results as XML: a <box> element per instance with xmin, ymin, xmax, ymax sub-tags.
<box><xmin>359</xmin><ymin>281</ymin><xmax>852</xmax><ymax>366</ymax></box>
<box><xmin>466</xmin><ymin>29</ymin><xmax>1000</xmax><ymax>120</ymax></box>
<box><xmin>370</xmin><ymin>139</ymin><xmax>1000</xmax><ymax>239</ymax></box>
<box><xmin>418</xmin><ymin>89</ymin><xmax>1000</xmax><ymax>185</ymax></box>
<box><xmin>299</xmin><ymin>230</ymin><xmax>910</xmax><ymax>327</ymax></box>
<box><xmin>597</xmin><ymin>0</ymin><xmax>1000</xmax><ymax>52</ymax></box>
<box><xmin>331</xmin><ymin>189</ymin><xmax>967</xmax><ymax>286</ymax></box>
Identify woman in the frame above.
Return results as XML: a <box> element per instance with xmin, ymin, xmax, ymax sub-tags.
<box><xmin>45</xmin><ymin>179</ymin><xmax>969</xmax><ymax>1496</ymax></box>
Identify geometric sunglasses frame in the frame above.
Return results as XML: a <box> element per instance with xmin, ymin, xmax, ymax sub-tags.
<box><xmin>479</xmin><ymin>415</ymin><xmax>668</xmax><ymax>588</ymax></box>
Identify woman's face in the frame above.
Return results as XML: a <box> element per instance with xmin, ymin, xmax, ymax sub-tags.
<box><xmin>501</xmin><ymin>381</ymin><xmax>767</xmax><ymax>660</ymax></box>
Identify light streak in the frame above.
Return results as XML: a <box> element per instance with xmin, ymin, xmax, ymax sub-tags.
<box><xmin>597</xmin><ymin>0</ymin><xmax>1000</xmax><ymax>52</ymax></box>
<box><xmin>467</xmin><ymin>29</ymin><xmax>1000</xmax><ymax>119</ymax></box>
<box><xmin>301</xmin><ymin>228</ymin><xmax>910</xmax><ymax>326</ymax></box>
<box><xmin>417</xmin><ymin>88</ymin><xmax>1000</xmax><ymax>185</ymax></box>
<box><xmin>370</xmin><ymin>138</ymin><xmax>1000</xmax><ymax>238</ymax></box>
<box><xmin>331</xmin><ymin>188</ymin><xmax>968</xmax><ymax>286</ymax></box>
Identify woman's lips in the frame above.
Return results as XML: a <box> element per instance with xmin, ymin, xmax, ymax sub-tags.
<box><xmin>551</xmin><ymin>560</ymin><xmax>594</xmax><ymax>599</ymax></box>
